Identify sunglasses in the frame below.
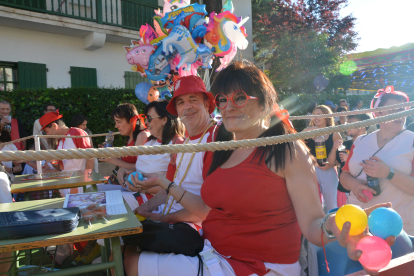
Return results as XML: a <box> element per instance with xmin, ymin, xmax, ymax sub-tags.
<box><xmin>214</xmin><ymin>90</ymin><xmax>259</xmax><ymax>109</ymax></box>
<box><xmin>145</xmin><ymin>115</ymin><xmax>161</xmax><ymax>123</ymax></box>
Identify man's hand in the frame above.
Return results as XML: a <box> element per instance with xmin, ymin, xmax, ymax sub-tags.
<box><xmin>333</xmin><ymin>139</ymin><xmax>343</xmax><ymax>150</ymax></box>
<box><xmin>326</xmin><ymin>203</ymin><xmax>396</xmax><ymax>275</ymax></box>
<box><xmin>360</xmin><ymin>157</ymin><xmax>390</xmax><ymax>179</ymax></box>
<box><xmin>0</xmin><ymin>117</ymin><xmax>10</xmax><ymax>128</ymax></box>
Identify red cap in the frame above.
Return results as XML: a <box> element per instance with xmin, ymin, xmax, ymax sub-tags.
<box><xmin>166</xmin><ymin>75</ymin><xmax>215</xmax><ymax>116</ymax></box>
<box><xmin>39</xmin><ymin>110</ymin><xmax>63</xmax><ymax>130</ymax></box>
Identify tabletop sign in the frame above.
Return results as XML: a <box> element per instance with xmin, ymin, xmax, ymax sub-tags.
<box><xmin>21</xmin><ymin>172</ymin><xmax>75</xmax><ymax>181</ymax></box>
<box><xmin>63</xmin><ymin>191</ymin><xmax>128</xmax><ymax>215</ymax></box>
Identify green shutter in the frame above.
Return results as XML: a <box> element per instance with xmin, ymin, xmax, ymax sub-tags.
<box><xmin>18</xmin><ymin>62</ymin><xmax>47</xmax><ymax>90</ymax></box>
<box><xmin>125</xmin><ymin>71</ymin><xmax>147</xmax><ymax>89</ymax></box>
<box><xmin>70</xmin><ymin>66</ymin><xmax>97</xmax><ymax>88</ymax></box>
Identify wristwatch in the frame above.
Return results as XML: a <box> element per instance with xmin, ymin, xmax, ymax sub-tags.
<box><xmin>387</xmin><ymin>168</ymin><xmax>395</xmax><ymax>180</ymax></box>
<box><xmin>320</xmin><ymin>212</ymin><xmax>336</xmax><ymax>239</ymax></box>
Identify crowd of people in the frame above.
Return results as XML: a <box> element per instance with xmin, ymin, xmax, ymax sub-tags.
<box><xmin>0</xmin><ymin>61</ymin><xmax>413</xmax><ymax>275</ymax></box>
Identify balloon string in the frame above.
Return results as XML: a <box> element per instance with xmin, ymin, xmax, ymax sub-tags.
<box><xmin>321</xmin><ymin>230</ymin><xmax>330</xmax><ymax>273</ymax></box>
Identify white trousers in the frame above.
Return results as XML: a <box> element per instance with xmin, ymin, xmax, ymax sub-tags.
<box><xmin>138</xmin><ymin>240</ymin><xmax>301</xmax><ymax>276</ymax></box>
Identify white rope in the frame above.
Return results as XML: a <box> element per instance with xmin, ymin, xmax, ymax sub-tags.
<box><xmin>289</xmin><ymin>101</ymin><xmax>414</xmax><ymax>120</ymax></box>
<box><xmin>0</xmin><ymin>108</ymin><xmax>413</xmax><ymax>162</ymax></box>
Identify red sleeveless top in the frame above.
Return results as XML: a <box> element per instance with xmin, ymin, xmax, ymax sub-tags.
<box><xmin>201</xmin><ymin>150</ymin><xmax>302</xmax><ymax>276</ymax></box>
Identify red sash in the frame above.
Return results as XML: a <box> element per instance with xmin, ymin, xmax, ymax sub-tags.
<box><xmin>10</xmin><ymin>118</ymin><xmax>24</xmax><ymax>150</ymax></box>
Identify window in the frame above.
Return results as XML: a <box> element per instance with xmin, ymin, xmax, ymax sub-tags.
<box><xmin>0</xmin><ymin>62</ymin><xmax>18</xmax><ymax>91</ymax></box>
<box><xmin>70</xmin><ymin>66</ymin><xmax>97</xmax><ymax>88</ymax></box>
<box><xmin>125</xmin><ymin>71</ymin><xmax>146</xmax><ymax>89</ymax></box>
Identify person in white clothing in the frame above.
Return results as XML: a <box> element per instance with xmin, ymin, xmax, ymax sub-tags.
<box><xmin>341</xmin><ymin>86</ymin><xmax>414</xmax><ymax>235</ymax></box>
<box><xmin>39</xmin><ymin>110</ymin><xmax>94</xmax><ymax>196</ymax></box>
<box><xmin>33</xmin><ymin>104</ymin><xmax>56</xmax><ymax>149</ymax></box>
<box><xmin>0</xmin><ymin>127</ymin><xmax>22</xmax><ymax>182</ymax></box>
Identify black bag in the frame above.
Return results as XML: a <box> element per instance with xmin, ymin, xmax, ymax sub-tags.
<box><xmin>122</xmin><ymin>220</ymin><xmax>204</xmax><ymax>257</ymax></box>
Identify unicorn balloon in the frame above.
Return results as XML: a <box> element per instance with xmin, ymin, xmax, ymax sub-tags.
<box><xmin>161</xmin><ymin>25</ymin><xmax>214</xmax><ymax>71</ymax></box>
<box><xmin>154</xmin><ymin>0</ymin><xmax>190</xmax><ymax>17</ymax></box>
<box><xmin>204</xmin><ymin>11</ymin><xmax>249</xmax><ymax>56</ymax></box>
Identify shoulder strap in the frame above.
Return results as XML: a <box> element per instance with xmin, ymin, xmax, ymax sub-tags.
<box><xmin>355</xmin><ymin>130</ymin><xmax>406</xmax><ymax>177</ymax></box>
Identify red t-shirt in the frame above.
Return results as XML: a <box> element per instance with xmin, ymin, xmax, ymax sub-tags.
<box><xmin>201</xmin><ymin>150</ymin><xmax>302</xmax><ymax>276</ymax></box>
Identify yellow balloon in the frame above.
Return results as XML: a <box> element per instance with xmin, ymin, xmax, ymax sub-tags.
<box><xmin>335</xmin><ymin>204</ymin><xmax>368</xmax><ymax>236</ymax></box>
<box><xmin>135</xmin><ymin>214</ymin><xmax>147</xmax><ymax>222</ymax></box>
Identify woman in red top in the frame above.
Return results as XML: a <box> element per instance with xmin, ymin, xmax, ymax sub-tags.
<box><xmin>125</xmin><ymin>62</ymin><xmax>395</xmax><ymax>276</ymax></box>
<box><xmin>100</xmin><ymin>103</ymin><xmax>150</xmax><ymax>182</ymax></box>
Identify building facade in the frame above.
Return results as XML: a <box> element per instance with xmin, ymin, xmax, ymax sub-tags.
<box><xmin>0</xmin><ymin>0</ymin><xmax>253</xmax><ymax>90</ymax></box>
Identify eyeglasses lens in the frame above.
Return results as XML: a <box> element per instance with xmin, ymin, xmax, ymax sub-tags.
<box><xmin>232</xmin><ymin>91</ymin><xmax>248</xmax><ymax>107</ymax></box>
<box><xmin>215</xmin><ymin>94</ymin><xmax>228</xmax><ymax>109</ymax></box>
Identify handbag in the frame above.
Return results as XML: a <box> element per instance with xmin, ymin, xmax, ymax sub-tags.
<box><xmin>121</xmin><ymin>220</ymin><xmax>204</xmax><ymax>257</ymax></box>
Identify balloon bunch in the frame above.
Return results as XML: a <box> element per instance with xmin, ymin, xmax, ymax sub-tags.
<box><xmin>123</xmin><ymin>0</ymin><xmax>249</xmax><ymax>104</ymax></box>
<box><xmin>335</xmin><ymin>205</ymin><xmax>403</xmax><ymax>271</ymax></box>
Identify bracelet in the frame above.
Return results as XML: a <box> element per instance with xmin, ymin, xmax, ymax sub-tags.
<box><xmin>177</xmin><ymin>190</ymin><xmax>187</xmax><ymax>204</ymax></box>
<box><xmin>166</xmin><ymin>182</ymin><xmax>176</xmax><ymax>194</ymax></box>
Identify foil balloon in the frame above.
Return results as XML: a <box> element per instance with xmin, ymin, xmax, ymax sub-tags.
<box><xmin>153</xmin><ymin>15</ymin><xmax>170</xmax><ymax>37</ymax></box>
<box><xmin>154</xmin><ymin>0</ymin><xmax>190</xmax><ymax>17</ymax></box>
<box><xmin>216</xmin><ymin>43</ymin><xmax>236</xmax><ymax>71</ymax></box>
<box><xmin>162</xmin><ymin>25</ymin><xmax>214</xmax><ymax>71</ymax></box>
<box><xmin>222</xmin><ymin>0</ymin><xmax>234</xmax><ymax>13</ymax></box>
<box><xmin>161</xmin><ymin>3</ymin><xmax>207</xmax><ymax>31</ymax></box>
<box><xmin>123</xmin><ymin>25</ymin><xmax>157</xmax><ymax>77</ymax></box>
<box><xmin>179</xmin><ymin>60</ymin><xmax>203</xmax><ymax>77</ymax></box>
<box><xmin>145</xmin><ymin>42</ymin><xmax>177</xmax><ymax>81</ymax></box>
<box><xmin>135</xmin><ymin>82</ymin><xmax>160</xmax><ymax>104</ymax></box>
<box><xmin>204</xmin><ymin>11</ymin><xmax>249</xmax><ymax>56</ymax></box>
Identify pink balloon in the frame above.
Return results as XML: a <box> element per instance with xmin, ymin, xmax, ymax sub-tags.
<box><xmin>356</xmin><ymin>236</ymin><xmax>392</xmax><ymax>270</ymax></box>
<box><xmin>362</xmin><ymin>190</ymin><xmax>373</xmax><ymax>202</ymax></box>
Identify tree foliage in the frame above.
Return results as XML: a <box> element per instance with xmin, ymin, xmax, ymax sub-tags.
<box><xmin>253</xmin><ymin>0</ymin><xmax>359</xmax><ymax>94</ymax></box>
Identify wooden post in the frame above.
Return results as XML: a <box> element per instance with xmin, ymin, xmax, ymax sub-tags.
<box><xmin>34</xmin><ymin>135</ymin><xmax>42</xmax><ymax>176</ymax></box>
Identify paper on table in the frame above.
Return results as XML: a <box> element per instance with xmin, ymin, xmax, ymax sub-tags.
<box><xmin>105</xmin><ymin>190</ymin><xmax>128</xmax><ymax>215</ymax></box>
<box><xmin>63</xmin><ymin>190</ymin><xmax>127</xmax><ymax>215</ymax></box>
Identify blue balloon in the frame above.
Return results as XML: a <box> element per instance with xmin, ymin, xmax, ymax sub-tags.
<box><xmin>135</xmin><ymin>82</ymin><xmax>153</xmax><ymax>104</ymax></box>
<box><xmin>127</xmin><ymin>172</ymin><xmax>144</xmax><ymax>185</ymax></box>
<box><xmin>368</xmin><ymin>207</ymin><xmax>403</xmax><ymax>239</ymax></box>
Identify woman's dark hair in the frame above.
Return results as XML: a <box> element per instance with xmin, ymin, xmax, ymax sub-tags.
<box><xmin>376</xmin><ymin>93</ymin><xmax>408</xmax><ymax>107</ymax></box>
<box><xmin>306</xmin><ymin>101</ymin><xmax>317</xmax><ymax>114</ymax></box>
<box><xmin>144</xmin><ymin>100</ymin><xmax>185</xmax><ymax>145</ymax></box>
<box><xmin>337</xmin><ymin>106</ymin><xmax>348</xmax><ymax>113</ymax></box>
<box><xmin>0</xmin><ymin>129</ymin><xmax>11</xmax><ymax>143</ymax></box>
<box><xmin>112</xmin><ymin>103</ymin><xmax>145</xmax><ymax>141</ymax></box>
<box><xmin>70</xmin><ymin>114</ymin><xmax>88</xmax><ymax>128</ymax></box>
<box><xmin>208</xmin><ymin>61</ymin><xmax>301</xmax><ymax>175</ymax></box>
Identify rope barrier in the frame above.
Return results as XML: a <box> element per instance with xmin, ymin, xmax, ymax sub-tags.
<box><xmin>0</xmin><ymin>132</ymin><xmax>121</xmax><ymax>147</ymax></box>
<box><xmin>289</xmin><ymin>101</ymin><xmax>414</xmax><ymax>120</ymax></box>
<box><xmin>1</xmin><ymin>108</ymin><xmax>413</xmax><ymax>162</ymax></box>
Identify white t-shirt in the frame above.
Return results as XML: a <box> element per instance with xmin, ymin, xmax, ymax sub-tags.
<box><xmin>33</xmin><ymin>118</ymin><xmax>49</xmax><ymax>149</ymax></box>
<box><xmin>22</xmin><ymin>160</ymin><xmax>54</xmax><ymax>175</ymax></box>
<box><xmin>157</xmin><ymin>125</ymin><xmax>216</xmax><ymax>225</ymax></box>
<box><xmin>57</xmin><ymin>128</ymin><xmax>91</xmax><ymax>172</ymax></box>
<box><xmin>0</xmin><ymin>144</ymin><xmax>17</xmax><ymax>182</ymax></box>
<box><xmin>346</xmin><ymin>130</ymin><xmax>414</xmax><ymax>235</ymax></box>
<box><xmin>135</xmin><ymin>139</ymin><xmax>171</xmax><ymax>174</ymax></box>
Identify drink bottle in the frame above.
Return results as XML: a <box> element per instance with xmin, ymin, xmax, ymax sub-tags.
<box><xmin>315</xmin><ymin>136</ymin><xmax>327</xmax><ymax>166</ymax></box>
<box><xmin>104</xmin><ymin>131</ymin><xmax>114</xmax><ymax>148</ymax></box>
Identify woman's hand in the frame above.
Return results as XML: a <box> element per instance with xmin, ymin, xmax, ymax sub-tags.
<box><xmin>339</xmin><ymin>152</ymin><xmax>349</xmax><ymax>163</ymax></box>
<box><xmin>333</xmin><ymin>139</ymin><xmax>343</xmax><ymax>150</ymax></box>
<box><xmin>348</xmin><ymin>177</ymin><xmax>377</xmax><ymax>202</ymax></box>
<box><xmin>325</xmin><ymin>203</ymin><xmax>396</xmax><ymax>275</ymax></box>
<box><xmin>360</xmin><ymin>157</ymin><xmax>390</xmax><ymax>179</ymax></box>
<box><xmin>117</xmin><ymin>167</ymin><xmax>127</xmax><ymax>186</ymax></box>
<box><xmin>125</xmin><ymin>173</ymin><xmax>168</xmax><ymax>192</ymax></box>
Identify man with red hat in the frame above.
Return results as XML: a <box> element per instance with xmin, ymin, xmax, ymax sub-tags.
<box><xmin>40</xmin><ymin>110</ymin><xmax>94</xmax><ymax>196</ymax></box>
<box><xmin>125</xmin><ymin>75</ymin><xmax>217</xmax><ymax>237</ymax></box>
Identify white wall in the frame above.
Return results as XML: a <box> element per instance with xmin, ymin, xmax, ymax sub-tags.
<box><xmin>0</xmin><ymin>26</ymin><xmax>132</xmax><ymax>88</ymax></box>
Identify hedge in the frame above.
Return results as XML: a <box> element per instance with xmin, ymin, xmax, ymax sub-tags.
<box><xmin>0</xmin><ymin>87</ymin><xmax>145</xmax><ymax>147</ymax></box>
<box><xmin>1</xmin><ymin>88</ymin><xmax>413</xmax><ymax>149</ymax></box>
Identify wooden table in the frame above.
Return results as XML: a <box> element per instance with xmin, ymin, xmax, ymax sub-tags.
<box><xmin>0</xmin><ymin>197</ymin><xmax>142</xmax><ymax>276</ymax></box>
<box><xmin>11</xmin><ymin>170</ymin><xmax>108</xmax><ymax>201</ymax></box>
